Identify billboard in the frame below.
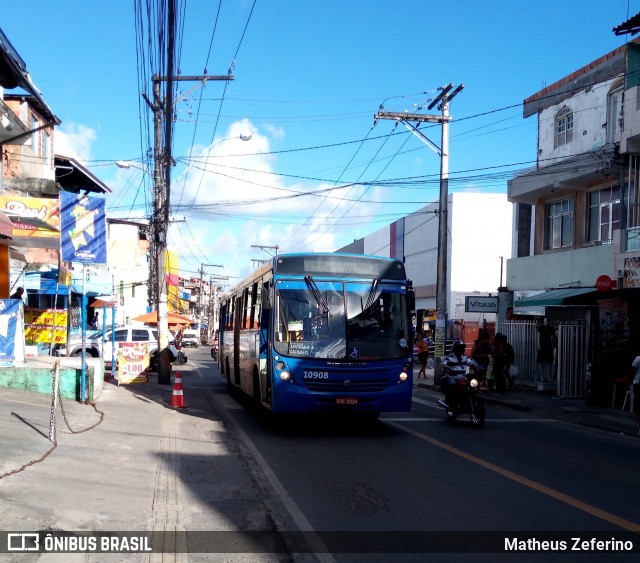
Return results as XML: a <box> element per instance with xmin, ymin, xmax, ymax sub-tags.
<box><xmin>60</xmin><ymin>193</ymin><xmax>107</xmax><ymax>264</ymax></box>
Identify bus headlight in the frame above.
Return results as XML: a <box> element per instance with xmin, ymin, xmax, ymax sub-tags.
<box><xmin>275</xmin><ymin>361</ymin><xmax>286</xmax><ymax>371</ymax></box>
<box><xmin>399</xmin><ymin>372</ymin><xmax>408</xmax><ymax>382</ymax></box>
<box><xmin>279</xmin><ymin>371</ymin><xmax>291</xmax><ymax>381</ymax></box>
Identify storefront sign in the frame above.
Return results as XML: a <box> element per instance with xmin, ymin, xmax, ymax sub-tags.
<box><xmin>0</xmin><ymin>195</ymin><xmax>60</xmax><ymax>238</ymax></box>
<box><xmin>595</xmin><ymin>274</ymin><xmax>615</xmax><ymax>292</ymax></box>
<box><xmin>465</xmin><ymin>295</ymin><xmax>499</xmax><ymax>313</ymax></box>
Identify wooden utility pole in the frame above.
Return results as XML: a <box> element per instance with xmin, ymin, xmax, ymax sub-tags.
<box><xmin>376</xmin><ymin>83</ymin><xmax>464</xmax><ymax>379</ymax></box>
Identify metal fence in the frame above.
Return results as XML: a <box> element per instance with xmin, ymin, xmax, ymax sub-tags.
<box><xmin>502</xmin><ymin>321</ymin><xmax>590</xmax><ymax>398</ymax></box>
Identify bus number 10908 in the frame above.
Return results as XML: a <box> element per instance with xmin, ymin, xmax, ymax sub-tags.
<box><xmin>303</xmin><ymin>371</ymin><xmax>329</xmax><ymax>379</ymax></box>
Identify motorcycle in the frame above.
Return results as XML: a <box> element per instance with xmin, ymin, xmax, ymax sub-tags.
<box><xmin>437</xmin><ymin>370</ymin><xmax>486</xmax><ymax>428</ymax></box>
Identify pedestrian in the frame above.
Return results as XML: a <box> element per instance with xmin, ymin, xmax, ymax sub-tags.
<box><xmin>471</xmin><ymin>330</ymin><xmax>492</xmax><ymax>386</ymax></box>
<box><xmin>10</xmin><ymin>286</ymin><xmax>24</xmax><ymax>300</ymax></box>
<box><xmin>627</xmin><ymin>354</ymin><xmax>640</xmax><ymax>422</ymax></box>
<box><xmin>502</xmin><ymin>334</ymin><xmax>516</xmax><ymax>389</ymax></box>
<box><xmin>92</xmin><ymin>311</ymin><xmax>100</xmax><ymax>329</ymax></box>
<box><xmin>491</xmin><ymin>333</ymin><xmax>509</xmax><ymax>393</ymax></box>
<box><xmin>415</xmin><ymin>332</ymin><xmax>429</xmax><ymax>378</ymax></box>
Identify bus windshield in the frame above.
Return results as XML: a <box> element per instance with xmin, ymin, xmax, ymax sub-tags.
<box><xmin>274</xmin><ymin>279</ymin><xmax>410</xmax><ymax>360</ymax></box>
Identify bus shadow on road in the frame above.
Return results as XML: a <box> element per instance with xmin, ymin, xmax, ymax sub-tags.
<box><xmin>227</xmin><ymin>389</ymin><xmax>400</xmax><ymax>438</ymax></box>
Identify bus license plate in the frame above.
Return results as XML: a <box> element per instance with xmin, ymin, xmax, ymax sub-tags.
<box><xmin>336</xmin><ymin>397</ymin><xmax>358</xmax><ymax>406</ymax></box>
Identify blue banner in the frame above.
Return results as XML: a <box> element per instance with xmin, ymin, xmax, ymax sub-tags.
<box><xmin>60</xmin><ymin>193</ymin><xmax>107</xmax><ymax>264</ymax></box>
<box><xmin>0</xmin><ymin>299</ymin><xmax>20</xmax><ymax>362</ymax></box>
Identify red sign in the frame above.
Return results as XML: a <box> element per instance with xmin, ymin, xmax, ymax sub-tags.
<box><xmin>596</xmin><ymin>275</ymin><xmax>615</xmax><ymax>292</ymax></box>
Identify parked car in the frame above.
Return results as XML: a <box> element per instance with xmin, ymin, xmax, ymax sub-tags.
<box><xmin>54</xmin><ymin>325</ymin><xmax>179</xmax><ymax>372</ymax></box>
<box><xmin>181</xmin><ymin>329</ymin><xmax>200</xmax><ymax>348</ymax></box>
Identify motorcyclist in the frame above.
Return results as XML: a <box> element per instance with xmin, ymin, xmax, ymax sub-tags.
<box><xmin>438</xmin><ymin>338</ymin><xmax>478</xmax><ymax>409</ymax></box>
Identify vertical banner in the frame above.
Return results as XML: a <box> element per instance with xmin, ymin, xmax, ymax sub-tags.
<box><xmin>59</xmin><ymin>193</ymin><xmax>107</xmax><ymax>265</ymax></box>
<box><xmin>0</xmin><ymin>299</ymin><xmax>26</xmax><ymax>366</ymax></box>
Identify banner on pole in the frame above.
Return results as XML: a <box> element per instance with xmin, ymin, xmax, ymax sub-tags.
<box><xmin>60</xmin><ymin>193</ymin><xmax>107</xmax><ymax>264</ymax></box>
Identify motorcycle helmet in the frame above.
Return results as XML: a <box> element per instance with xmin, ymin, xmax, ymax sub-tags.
<box><xmin>451</xmin><ymin>338</ymin><xmax>466</xmax><ymax>355</ymax></box>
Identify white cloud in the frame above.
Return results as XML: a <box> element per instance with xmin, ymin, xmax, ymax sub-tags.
<box><xmin>55</xmin><ymin>122</ymin><xmax>96</xmax><ymax>163</ymax></box>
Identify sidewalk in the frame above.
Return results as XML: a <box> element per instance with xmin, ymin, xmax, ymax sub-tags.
<box><xmin>413</xmin><ymin>366</ymin><xmax>640</xmax><ymax>438</ymax></box>
<box><xmin>0</xmin><ymin>360</ymin><xmax>284</xmax><ymax>560</ymax></box>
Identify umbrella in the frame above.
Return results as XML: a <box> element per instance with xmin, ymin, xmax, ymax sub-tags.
<box><xmin>89</xmin><ymin>298</ymin><xmax>117</xmax><ymax>308</ymax></box>
<box><xmin>131</xmin><ymin>310</ymin><xmax>194</xmax><ymax>327</ymax></box>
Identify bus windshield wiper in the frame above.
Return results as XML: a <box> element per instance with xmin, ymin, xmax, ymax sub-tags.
<box><xmin>304</xmin><ymin>275</ymin><xmax>329</xmax><ymax>313</ymax></box>
<box><xmin>363</xmin><ymin>279</ymin><xmax>380</xmax><ymax>311</ymax></box>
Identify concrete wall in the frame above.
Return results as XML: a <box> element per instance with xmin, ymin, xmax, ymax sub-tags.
<box><xmin>0</xmin><ymin>356</ymin><xmax>104</xmax><ymax>400</ymax></box>
<box><xmin>506</xmin><ymin>244</ymin><xmax>614</xmax><ymax>291</ymax></box>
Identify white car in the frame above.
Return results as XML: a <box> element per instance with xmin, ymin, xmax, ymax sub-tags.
<box><xmin>181</xmin><ymin>329</ymin><xmax>200</xmax><ymax>348</ymax></box>
<box><xmin>55</xmin><ymin>325</ymin><xmax>179</xmax><ymax>372</ymax></box>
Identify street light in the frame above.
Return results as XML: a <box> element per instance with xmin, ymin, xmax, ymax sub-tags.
<box><xmin>206</xmin><ymin>133</ymin><xmax>252</xmax><ymax>156</ymax></box>
<box><xmin>115</xmin><ymin>160</ymin><xmax>158</xmax><ymax>309</ymax></box>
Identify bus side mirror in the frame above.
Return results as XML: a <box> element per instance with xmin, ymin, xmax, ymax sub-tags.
<box><xmin>407</xmin><ymin>280</ymin><xmax>416</xmax><ymax>311</ymax></box>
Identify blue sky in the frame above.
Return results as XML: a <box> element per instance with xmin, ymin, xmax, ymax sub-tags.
<box><xmin>3</xmin><ymin>0</ymin><xmax>640</xmax><ymax>284</ymax></box>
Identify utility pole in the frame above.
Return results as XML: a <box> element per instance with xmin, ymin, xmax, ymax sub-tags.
<box><xmin>141</xmin><ymin>0</ymin><xmax>233</xmax><ymax>384</ymax></box>
<box><xmin>250</xmin><ymin>245</ymin><xmax>279</xmax><ymax>269</ymax></box>
<box><xmin>199</xmin><ymin>263</ymin><xmax>222</xmax><ymax>330</ymax></box>
<box><xmin>375</xmin><ymin>83</ymin><xmax>464</xmax><ymax>379</ymax></box>
<box><xmin>251</xmin><ymin>244</ymin><xmax>279</xmax><ymax>256</ymax></box>
<box><xmin>208</xmin><ymin>274</ymin><xmax>229</xmax><ymax>337</ymax></box>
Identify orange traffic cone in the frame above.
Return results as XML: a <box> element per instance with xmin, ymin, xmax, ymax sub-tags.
<box><xmin>169</xmin><ymin>372</ymin><xmax>187</xmax><ymax>408</ymax></box>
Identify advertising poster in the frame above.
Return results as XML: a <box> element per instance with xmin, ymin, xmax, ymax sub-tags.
<box><xmin>117</xmin><ymin>342</ymin><xmax>150</xmax><ymax>384</ymax></box>
<box><xmin>0</xmin><ymin>299</ymin><xmax>26</xmax><ymax>366</ymax></box>
<box><xmin>624</xmin><ymin>256</ymin><xmax>640</xmax><ymax>288</ymax></box>
<box><xmin>24</xmin><ymin>309</ymin><xmax>68</xmax><ymax>345</ymax></box>
<box><xmin>59</xmin><ymin>192</ymin><xmax>107</xmax><ymax>264</ymax></box>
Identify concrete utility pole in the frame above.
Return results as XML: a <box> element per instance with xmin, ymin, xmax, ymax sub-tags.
<box><xmin>199</xmin><ymin>263</ymin><xmax>222</xmax><ymax>328</ymax></box>
<box><xmin>208</xmin><ymin>274</ymin><xmax>229</xmax><ymax>336</ymax></box>
<box><xmin>375</xmin><ymin>83</ymin><xmax>464</xmax><ymax>379</ymax></box>
<box><xmin>251</xmin><ymin>244</ymin><xmax>279</xmax><ymax>256</ymax></box>
<box><xmin>250</xmin><ymin>245</ymin><xmax>279</xmax><ymax>268</ymax></box>
<box><xmin>141</xmin><ymin>0</ymin><xmax>234</xmax><ymax>384</ymax></box>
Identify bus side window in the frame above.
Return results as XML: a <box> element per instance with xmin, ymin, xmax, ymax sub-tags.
<box><xmin>261</xmin><ymin>280</ymin><xmax>272</xmax><ymax>310</ymax></box>
<box><xmin>250</xmin><ymin>282</ymin><xmax>259</xmax><ymax>329</ymax></box>
<box><xmin>243</xmin><ymin>287</ymin><xmax>252</xmax><ymax>329</ymax></box>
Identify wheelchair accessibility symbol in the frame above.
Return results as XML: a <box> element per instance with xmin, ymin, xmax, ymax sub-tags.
<box><xmin>349</xmin><ymin>347</ymin><xmax>360</xmax><ymax>359</ymax></box>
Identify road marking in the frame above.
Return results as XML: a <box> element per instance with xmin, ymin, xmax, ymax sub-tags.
<box><xmin>385</xmin><ymin>420</ymin><xmax>640</xmax><ymax>532</ymax></box>
<box><xmin>204</xmin><ymin>389</ymin><xmax>337</xmax><ymax>563</ymax></box>
<box><xmin>412</xmin><ymin>397</ymin><xmax>438</xmax><ymax>407</ymax></box>
<box><xmin>383</xmin><ymin>417</ymin><xmax>556</xmax><ymax>423</ymax></box>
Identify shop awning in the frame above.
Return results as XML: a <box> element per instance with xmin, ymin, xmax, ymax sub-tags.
<box><xmin>514</xmin><ymin>288</ymin><xmax>597</xmax><ymax>307</ymax></box>
<box><xmin>0</xmin><ymin>210</ymin><xmax>13</xmax><ymax>238</ymax></box>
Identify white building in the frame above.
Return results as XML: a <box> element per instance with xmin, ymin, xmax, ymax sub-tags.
<box><xmin>339</xmin><ymin>192</ymin><xmax>513</xmax><ymax>330</ymax></box>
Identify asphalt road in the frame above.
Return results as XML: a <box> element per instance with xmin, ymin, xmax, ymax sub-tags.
<box><xmin>186</xmin><ymin>348</ymin><xmax>640</xmax><ymax>562</ymax></box>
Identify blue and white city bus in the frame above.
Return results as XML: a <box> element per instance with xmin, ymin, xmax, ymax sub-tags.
<box><xmin>218</xmin><ymin>253</ymin><xmax>415</xmax><ymax>417</ymax></box>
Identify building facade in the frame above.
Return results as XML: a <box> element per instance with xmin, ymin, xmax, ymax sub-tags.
<box><xmin>507</xmin><ymin>37</ymin><xmax>640</xmax><ymax>402</ymax></box>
